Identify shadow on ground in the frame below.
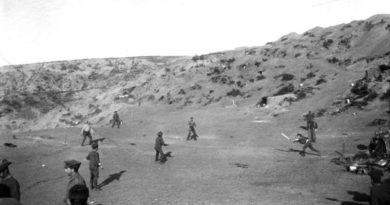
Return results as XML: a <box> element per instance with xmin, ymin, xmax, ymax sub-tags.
<box><xmin>98</xmin><ymin>170</ymin><xmax>126</xmax><ymax>188</ymax></box>
<box><xmin>275</xmin><ymin>148</ymin><xmax>320</xmax><ymax>157</ymax></box>
<box><xmin>325</xmin><ymin>190</ymin><xmax>370</xmax><ymax>205</ymax></box>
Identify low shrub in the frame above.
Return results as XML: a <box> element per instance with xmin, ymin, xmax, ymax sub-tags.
<box><xmin>273</xmin><ymin>84</ymin><xmax>294</xmax><ymax>96</ymax></box>
<box><xmin>226</xmin><ymin>89</ymin><xmax>244</xmax><ymax>97</ymax></box>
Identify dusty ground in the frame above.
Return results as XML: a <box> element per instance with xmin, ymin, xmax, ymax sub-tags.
<box><xmin>1</xmin><ymin>102</ymin><xmax>387</xmax><ymax>205</ymax></box>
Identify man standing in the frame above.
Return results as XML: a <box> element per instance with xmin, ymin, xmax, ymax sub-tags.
<box><xmin>81</xmin><ymin>121</ymin><xmax>93</xmax><ymax>146</ymax></box>
<box><xmin>305</xmin><ymin>111</ymin><xmax>317</xmax><ymax>143</ymax></box>
<box><xmin>86</xmin><ymin>143</ymin><xmax>102</xmax><ymax>190</ymax></box>
<box><xmin>111</xmin><ymin>111</ymin><xmax>121</xmax><ymax>129</ymax></box>
<box><xmin>187</xmin><ymin>117</ymin><xmax>198</xmax><ymax>141</ymax></box>
<box><xmin>64</xmin><ymin>160</ymin><xmax>86</xmax><ymax>205</ymax></box>
<box><xmin>293</xmin><ymin>133</ymin><xmax>320</xmax><ymax>156</ymax></box>
<box><xmin>0</xmin><ymin>159</ymin><xmax>20</xmax><ymax>202</ymax></box>
<box><xmin>154</xmin><ymin>131</ymin><xmax>168</xmax><ymax>161</ymax></box>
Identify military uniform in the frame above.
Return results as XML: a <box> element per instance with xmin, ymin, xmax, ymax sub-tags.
<box><xmin>64</xmin><ymin>160</ymin><xmax>86</xmax><ymax>204</ymax></box>
<box><xmin>86</xmin><ymin>143</ymin><xmax>100</xmax><ymax>190</ymax></box>
<box><xmin>155</xmin><ymin>132</ymin><xmax>167</xmax><ymax>161</ymax></box>
<box><xmin>0</xmin><ymin>159</ymin><xmax>20</xmax><ymax>202</ymax></box>
<box><xmin>187</xmin><ymin>118</ymin><xmax>198</xmax><ymax>140</ymax></box>
<box><xmin>112</xmin><ymin>111</ymin><xmax>121</xmax><ymax>128</ymax></box>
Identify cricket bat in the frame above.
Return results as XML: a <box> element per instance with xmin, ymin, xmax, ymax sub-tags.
<box><xmin>281</xmin><ymin>133</ymin><xmax>291</xmax><ymax>141</ymax></box>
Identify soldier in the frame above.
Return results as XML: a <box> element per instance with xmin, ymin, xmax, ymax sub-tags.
<box><xmin>111</xmin><ymin>111</ymin><xmax>121</xmax><ymax>129</ymax></box>
<box><xmin>293</xmin><ymin>133</ymin><xmax>320</xmax><ymax>156</ymax></box>
<box><xmin>64</xmin><ymin>160</ymin><xmax>86</xmax><ymax>205</ymax></box>
<box><xmin>81</xmin><ymin>121</ymin><xmax>94</xmax><ymax>146</ymax></box>
<box><xmin>86</xmin><ymin>142</ymin><xmax>102</xmax><ymax>190</ymax></box>
<box><xmin>68</xmin><ymin>184</ymin><xmax>89</xmax><ymax>205</ymax></box>
<box><xmin>0</xmin><ymin>159</ymin><xmax>20</xmax><ymax>202</ymax></box>
<box><xmin>305</xmin><ymin>111</ymin><xmax>314</xmax><ymax>128</ymax></box>
<box><xmin>305</xmin><ymin>111</ymin><xmax>317</xmax><ymax>143</ymax></box>
<box><xmin>154</xmin><ymin>131</ymin><xmax>168</xmax><ymax>161</ymax></box>
<box><xmin>187</xmin><ymin>117</ymin><xmax>198</xmax><ymax>140</ymax></box>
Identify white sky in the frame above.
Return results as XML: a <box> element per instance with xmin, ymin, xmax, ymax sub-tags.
<box><xmin>0</xmin><ymin>0</ymin><xmax>389</xmax><ymax>66</ymax></box>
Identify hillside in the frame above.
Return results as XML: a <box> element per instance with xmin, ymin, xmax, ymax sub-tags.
<box><xmin>0</xmin><ymin>14</ymin><xmax>389</xmax><ymax>133</ymax></box>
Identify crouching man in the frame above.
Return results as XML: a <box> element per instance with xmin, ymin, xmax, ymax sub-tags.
<box><xmin>293</xmin><ymin>133</ymin><xmax>320</xmax><ymax>156</ymax></box>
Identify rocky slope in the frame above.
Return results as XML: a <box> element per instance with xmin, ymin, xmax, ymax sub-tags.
<box><xmin>0</xmin><ymin>14</ymin><xmax>389</xmax><ymax>132</ymax></box>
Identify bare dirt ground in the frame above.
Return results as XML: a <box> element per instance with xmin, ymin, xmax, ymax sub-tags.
<box><xmin>1</xmin><ymin>102</ymin><xmax>387</xmax><ymax>205</ymax></box>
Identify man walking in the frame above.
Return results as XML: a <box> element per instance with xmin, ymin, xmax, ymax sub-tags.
<box><xmin>81</xmin><ymin>121</ymin><xmax>93</xmax><ymax>146</ymax></box>
<box><xmin>86</xmin><ymin>142</ymin><xmax>102</xmax><ymax>190</ymax></box>
<box><xmin>0</xmin><ymin>159</ymin><xmax>20</xmax><ymax>202</ymax></box>
<box><xmin>154</xmin><ymin>131</ymin><xmax>168</xmax><ymax>161</ymax></box>
<box><xmin>111</xmin><ymin>111</ymin><xmax>121</xmax><ymax>129</ymax></box>
<box><xmin>64</xmin><ymin>160</ymin><xmax>86</xmax><ymax>205</ymax></box>
<box><xmin>187</xmin><ymin>117</ymin><xmax>198</xmax><ymax>140</ymax></box>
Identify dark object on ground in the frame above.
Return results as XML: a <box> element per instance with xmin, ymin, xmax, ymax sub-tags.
<box><xmin>230</xmin><ymin>162</ymin><xmax>249</xmax><ymax>168</ymax></box>
<box><xmin>129</xmin><ymin>143</ymin><xmax>136</xmax><ymax>146</ymax></box>
<box><xmin>4</xmin><ymin>143</ymin><xmax>17</xmax><ymax>148</ymax></box>
<box><xmin>256</xmin><ymin>96</ymin><xmax>268</xmax><ymax>107</ymax></box>
<box><xmin>159</xmin><ymin>151</ymin><xmax>173</xmax><ymax>163</ymax></box>
<box><xmin>367</xmin><ymin>119</ymin><xmax>388</xmax><ymax>126</ymax></box>
<box><xmin>357</xmin><ymin>144</ymin><xmax>368</xmax><ymax>150</ymax></box>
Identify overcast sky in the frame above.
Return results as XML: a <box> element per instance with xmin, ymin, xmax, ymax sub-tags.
<box><xmin>0</xmin><ymin>0</ymin><xmax>389</xmax><ymax>66</ymax></box>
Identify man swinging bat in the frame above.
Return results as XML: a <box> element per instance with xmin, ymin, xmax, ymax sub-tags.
<box><xmin>281</xmin><ymin>133</ymin><xmax>320</xmax><ymax>156</ymax></box>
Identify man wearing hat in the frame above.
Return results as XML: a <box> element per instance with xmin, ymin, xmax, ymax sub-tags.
<box><xmin>64</xmin><ymin>160</ymin><xmax>86</xmax><ymax>205</ymax></box>
<box><xmin>86</xmin><ymin>142</ymin><xmax>101</xmax><ymax>190</ymax></box>
<box><xmin>154</xmin><ymin>131</ymin><xmax>168</xmax><ymax>161</ymax></box>
<box><xmin>0</xmin><ymin>159</ymin><xmax>20</xmax><ymax>201</ymax></box>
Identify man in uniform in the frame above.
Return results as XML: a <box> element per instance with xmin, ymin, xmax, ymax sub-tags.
<box><xmin>0</xmin><ymin>159</ymin><xmax>20</xmax><ymax>202</ymax></box>
<box><xmin>305</xmin><ymin>111</ymin><xmax>317</xmax><ymax>143</ymax></box>
<box><xmin>111</xmin><ymin>111</ymin><xmax>121</xmax><ymax>129</ymax></box>
<box><xmin>64</xmin><ymin>160</ymin><xmax>86</xmax><ymax>205</ymax></box>
<box><xmin>86</xmin><ymin>142</ymin><xmax>102</xmax><ymax>190</ymax></box>
<box><xmin>81</xmin><ymin>121</ymin><xmax>94</xmax><ymax>146</ymax></box>
<box><xmin>293</xmin><ymin>133</ymin><xmax>320</xmax><ymax>156</ymax></box>
<box><xmin>154</xmin><ymin>131</ymin><xmax>168</xmax><ymax>161</ymax></box>
<box><xmin>187</xmin><ymin>117</ymin><xmax>198</xmax><ymax>140</ymax></box>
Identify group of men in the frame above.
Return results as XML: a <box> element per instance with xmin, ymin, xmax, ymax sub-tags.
<box><xmin>1</xmin><ymin>111</ymin><xmax>199</xmax><ymax>204</ymax></box>
<box><xmin>292</xmin><ymin>110</ymin><xmax>320</xmax><ymax>156</ymax></box>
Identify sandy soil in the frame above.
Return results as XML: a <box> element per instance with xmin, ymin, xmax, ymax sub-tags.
<box><xmin>1</xmin><ymin>102</ymin><xmax>387</xmax><ymax>205</ymax></box>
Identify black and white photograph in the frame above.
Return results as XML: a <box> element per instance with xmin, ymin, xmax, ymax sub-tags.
<box><xmin>1</xmin><ymin>0</ymin><xmax>390</xmax><ymax>204</ymax></box>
